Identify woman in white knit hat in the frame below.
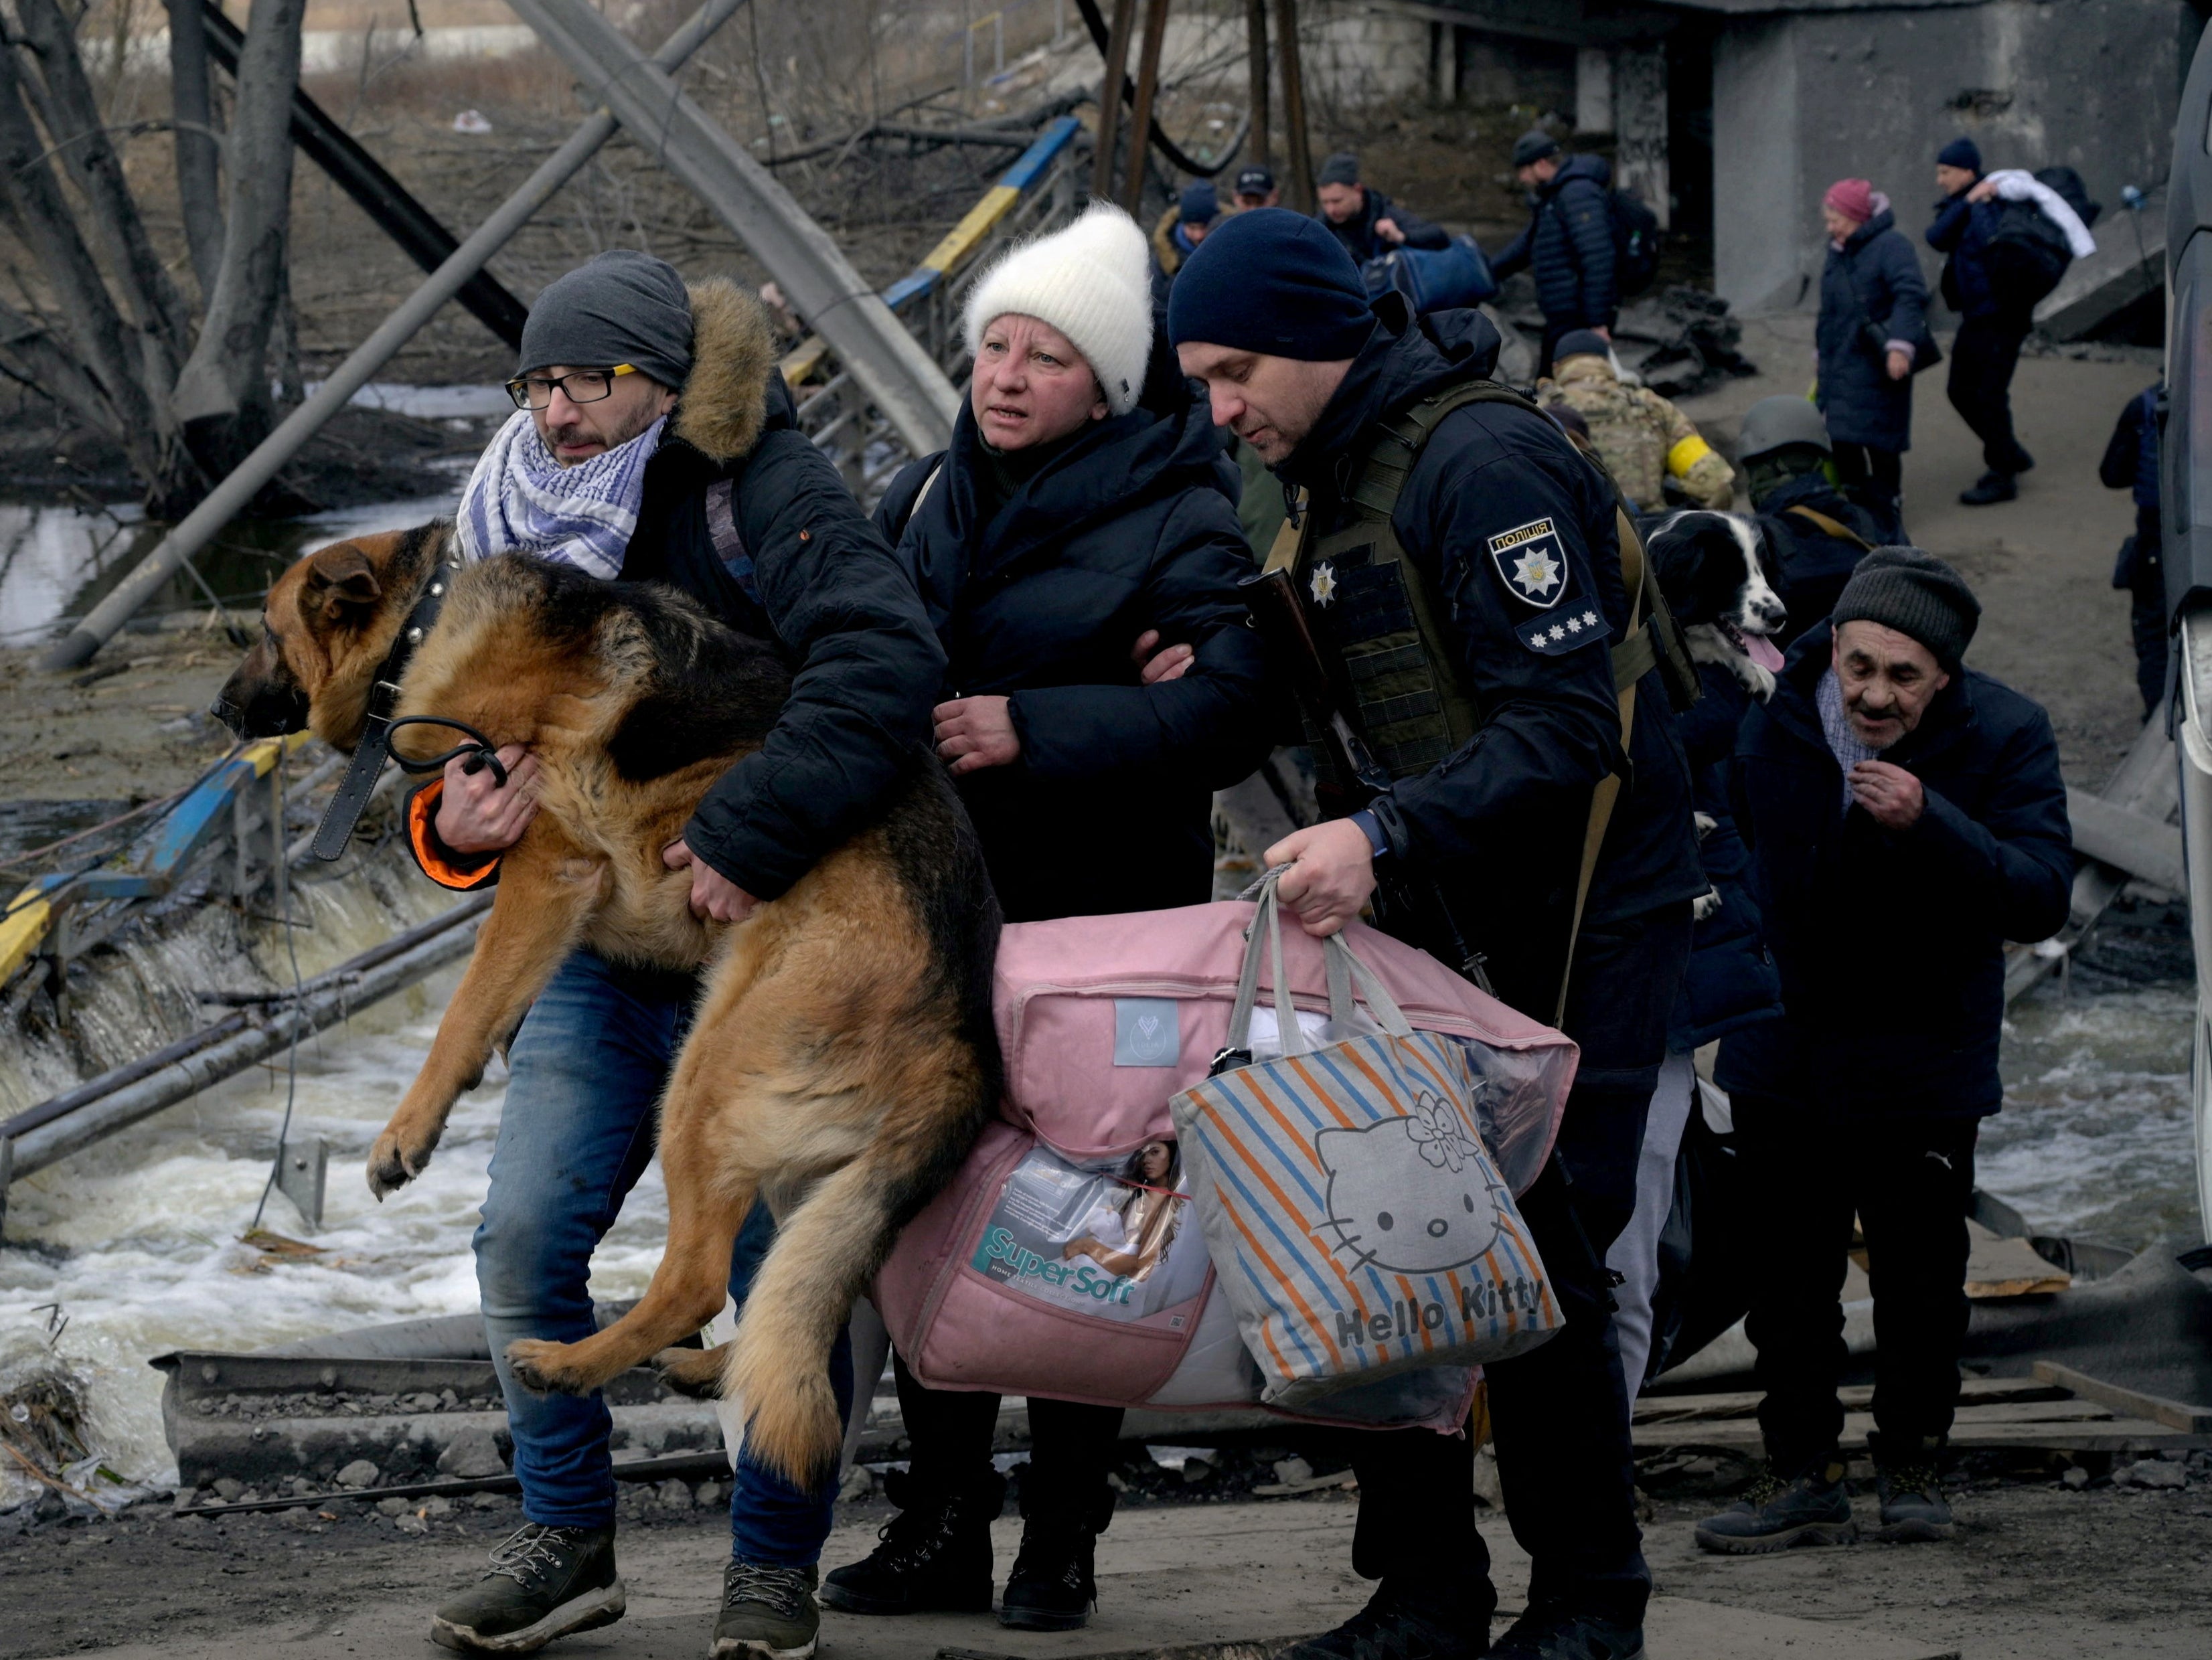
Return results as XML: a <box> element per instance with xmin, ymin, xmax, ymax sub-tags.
<box><xmin>816</xmin><ymin>202</ymin><xmax>1273</xmax><ymax>1635</ymax></box>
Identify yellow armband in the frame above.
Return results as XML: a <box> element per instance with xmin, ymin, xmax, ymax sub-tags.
<box><xmin>1667</xmin><ymin>434</ymin><xmax>1716</xmax><ymax>477</ymax></box>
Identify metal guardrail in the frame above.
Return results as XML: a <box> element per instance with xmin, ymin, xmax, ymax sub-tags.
<box><xmin>781</xmin><ymin>114</ymin><xmax>1087</xmax><ymax>497</ymax></box>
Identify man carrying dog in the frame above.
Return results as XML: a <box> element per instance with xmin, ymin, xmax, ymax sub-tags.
<box><xmin>1172</xmin><ymin>210</ymin><xmax>1705</xmax><ymax>1660</ymax></box>
<box><xmin>404</xmin><ymin>250</ymin><xmax>949</xmax><ymax>1657</ymax></box>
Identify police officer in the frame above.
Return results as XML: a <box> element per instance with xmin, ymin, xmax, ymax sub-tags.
<box><xmin>1172</xmin><ymin>209</ymin><xmax>1703</xmax><ymax>1660</ymax></box>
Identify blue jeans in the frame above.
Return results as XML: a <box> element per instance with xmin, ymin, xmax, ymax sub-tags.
<box><xmin>476</xmin><ymin>947</ymin><xmax>850</xmax><ymax>1562</ymax></box>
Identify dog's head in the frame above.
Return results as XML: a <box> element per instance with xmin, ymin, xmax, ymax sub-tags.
<box><xmin>214</xmin><ymin>522</ymin><xmax>449</xmax><ymax>748</ymax></box>
<box><xmin>1644</xmin><ymin>509</ymin><xmax>1788</xmax><ymax>665</ymax></box>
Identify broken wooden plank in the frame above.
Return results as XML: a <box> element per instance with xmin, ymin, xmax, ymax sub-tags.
<box><xmin>1633</xmin><ymin>1406</ymin><xmax>2211</xmax><ymax>1456</ymax></box>
<box><xmin>2063</xmin><ymin>788</ymin><xmax>2187</xmax><ymax>893</ymax></box>
<box><xmin>1634</xmin><ymin>1376</ymin><xmax>2065</xmax><ymax>1425</ymax></box>
<box><xmin>2032</xmin><ymin>1360</ymin><xmax>2212</xmax><ymax>1433</ymax></box>
<box><xmin>1964</xmin><ymin>1224</ymin><xmax>2073</xmax><ymax>1298</ymax></box>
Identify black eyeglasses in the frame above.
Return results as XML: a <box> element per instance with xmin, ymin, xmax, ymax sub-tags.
<box><xmin>505</xmin><ymin>363</ymin><xmax>637</xmax><ymax>411</ymax></box>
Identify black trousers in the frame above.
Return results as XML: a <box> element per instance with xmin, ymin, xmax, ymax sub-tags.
<box><xmin>892</xmin><ymin>1353</ymin><xmax>1123</xmax><ymax>1525</ymax></box>
<box><xmin>1731</xmin><ymin>1092</ymin><xmax>1979</xmax><ymax>1474</ymax></box>
<box><xmin>1831</xmin><ymin>442</ymin><xmax>1904</xmax><ymax>543</ymax></box>
<box><xmin>1341</xmin><ymin>902</ymin><xmax>1694</xmax><ymax>1628</ymax></box>
<box><xmin>1947</xmin><ymin>313</ymin><xmax>2035</xmax><ymax>476</ymax></box>
<box><xmin>2128</xmin><ymin>525</ymin><xmax>2169</xmax><ymax>718</ymax></box>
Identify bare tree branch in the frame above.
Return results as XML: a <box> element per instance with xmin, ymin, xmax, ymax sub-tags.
<box><xmin>14</xmin><ymin>0</ymin><xmax>191</xmax><ymax>369</ymax></box>
<box><xmin>164</xmin><ymin>0</ymin><xmax>224</xmax><ymax>299</ymax></box>
<box><xmin>0</xmin><ymin>295</ymin><xmax>130</xmax><ymax>435</ymax></box>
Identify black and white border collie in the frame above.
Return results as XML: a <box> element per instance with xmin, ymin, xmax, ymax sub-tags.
<box><xmin>1641</xmin><ymin>509</ymin><xmax>1790</xmax><ymax>701</ymax></box>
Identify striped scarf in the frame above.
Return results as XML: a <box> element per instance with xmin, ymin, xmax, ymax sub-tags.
<box><xmin>454</xmin><ymin>409</ymin><xmax>667</xmax><ymax>579</ymax></box>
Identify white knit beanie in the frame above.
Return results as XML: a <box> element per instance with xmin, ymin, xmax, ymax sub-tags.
<box><xmin>962</xmin><ymin>201</ymin><xmax>1153</xmax><ymax>418</ymax></box>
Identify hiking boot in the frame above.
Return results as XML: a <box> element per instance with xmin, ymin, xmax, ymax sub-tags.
<box><xmin>712</xmin><ymin>1560</ymin><xmax>819</xmax><ymax>1659</ymax></box>
<box><xmin>999</xmin><ymin>1513</ymin><xmax>1102</xmax><ymax>1631</ymax></box>
<box><xmin>1958</xmin><ymin>471</ymin><xmax>2017</xmax><ymax>505</ymax></box>
<box><xmin>1488</xmin><ymin>1604</ymin><xmax>1642</xmax><ymax>1660</ymax></box>
<box><xmin>820</xmin><ymin>1469</ymin><xmax>1003</xmax><ymax>1614</ymax></box>
<box><xmin>1694</xmin><ymin>1462</ymin><xmax>1858</xmax><ymax>1554</ymax></box>
<box><xmin>1275</xmin><ymin>1579</ymin><xmax>1488</xmax><ymax>1658</ymax></box>
<box><xmin>430</xmin><ymin>1522</ymin><xmax>624</xmax><ymax>1653</ymax></box>
<box><xmin>1873</xmin><ymin>1441</ymin><xmax>1956</xmax><ymax>1542</ymax></box>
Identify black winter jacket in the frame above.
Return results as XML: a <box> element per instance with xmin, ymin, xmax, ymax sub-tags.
<box><xmin>1719</xmin><ymin>622</ymin><xmax>2072</xmax><ymax>1118</ymax></box>
<box><xmin>1668</xmin><ymin>664</ymin><xmax>1781</xmax><ymax>1052</ymax></box>
<box><xmin>1756</xmin><ymin>473</ymin><xmax>1881</xmax><ymax>647</ymax></box>
<box><xmin>1492</xmin><ymin>155</ymin><xmax>1618</xmax><ymax>329</ymax></box>
<box><xmin>874</xmin><ymin>394</ymin><xmax>1271</xmax><ymax>924</ymax></box>
<box><xmin>1927</xmin><ymin>189</ymin><xmax>2006</xmax><ymax>319</ymax></box>
<box><xmin>1320</xmin><ymin>187</ymin><xmax>1449</xmax><ymax>264</ymax></box>
<box><xmin>409</xmin><ymin>281</ymin><xmax>946</xmax><ymax>901</ymax></box>
<box><xmin>1279</xmin><ymin>297</ymin><xmax>1704</xmax><ymax>1017</ymax></box>
<box><xmin>1816</xmin><ymin>207</ymin><xmax>1927</xmax><ymax>454</ymax></box>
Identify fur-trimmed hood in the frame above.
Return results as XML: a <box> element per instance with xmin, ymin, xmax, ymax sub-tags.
<box><xmin>669</xmin><ymin>278</ymin><xmax>779</xmax><ymax>464</ymax></box>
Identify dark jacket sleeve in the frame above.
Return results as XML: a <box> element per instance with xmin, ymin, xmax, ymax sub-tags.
<box><xmin>1388</xmin><ymin>199</ymin><xmax>1451</xmax><ymax>252</ymax></box>
<box><xmin>1874</xmin><ymin>231</ymin><xmax>1928</xmax><ymax>344</ymax></box>
<box><xmin>1368</xmin><ymin>424</ymin><xmax>1626</xmax><ymax>864</ymax></box>
<box><xmin>1902</xmin><ymin>699</ymin><xmax>2073</xmax><ymax>943</ymax></box>
<box><xmin>2100</xmin><ymin>398</ymin><xmax>2143</xmax><ymax>489</ymax></box>
<box><xmin>1678</xmin><ymin>664</ymin><xmax>1751</xmax><ymax>770</ymax></box>
<box><xmin>1926</xmin><ymin>194</ymin><xmax>1972</xmax><ymax>252</ymax></box>
<box><xmin>1490</xmin><ymin>214</ymin><xmax>1534</xmax><ymax>282</ymax></box>
<box><xmin>682</xmin><ymin>426</ymin><xmax>948</xmax><ymax>899</ymax></box>
<box><xmin>1559</xmin><ymin>177</ymin><xmax>1619</xmax><ymax>321</ymax></box>
<box><xmin>1009</xmin><ymin>489</ymin><xmax>1272</xmax><ymax>790</ymax></box>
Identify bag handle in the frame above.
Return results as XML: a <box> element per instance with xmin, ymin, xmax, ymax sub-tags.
<box><xmin>1324</xmin><ymin>932</ymin><xmax>1413</xmax><ymax>1038</ymax></box>
<box><xmin>1227</xmin><ymin>872</ymin><xmax>1414</xmax><ymax>1058</ymax></box>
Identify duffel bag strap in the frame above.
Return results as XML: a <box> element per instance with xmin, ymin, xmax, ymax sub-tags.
<box><xmin>1323</xmin><ymin>934</ymin><xmax>1413</xmax><ymax>1039</ymax></box>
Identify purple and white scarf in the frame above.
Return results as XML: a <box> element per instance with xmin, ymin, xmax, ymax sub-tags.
<box><xmin>453</xmin><ymin>408</ymin><xmax>667</xmax><ymax>579</ymax></box>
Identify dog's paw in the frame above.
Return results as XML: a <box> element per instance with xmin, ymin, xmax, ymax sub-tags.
<box><xmin>1733</xmin><ymin>659</ymin><xmax>1778</xmax><ymax>702</ymax></box>
<box><xmin>1692</xmin><ymin>887</ymin><xmax>1725</xmax><ymax>922</ymax></box>
<box><xmin>506</xmin><ymin>1339</ymin><xmax>590</xmax><ymax>1396</ymax></box>
<box><xmin>365</xmin><ymin>1130</ymin><xmax>429</xmax><ymax>1200</ymax></box>
<box><xmin>653</xmin><ymin>1344</ymin><xmax>728</xmax><ymax>1400</ymax></box>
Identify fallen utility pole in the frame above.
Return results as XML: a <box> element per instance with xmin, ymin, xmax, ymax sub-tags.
<box><xmin>0</xmin><ymin>894</ymin><xmax>492</xmax><ymax>1197</ymax></box>
<box><xmin>503</xmin><ymin>0</ymin><xmax>959</xmax><ymax>456</ymax></box>
<box><xmin>35</xmin><ymin>0</ymin><xmax>748</xmax><ymax>673</ymax></box>
<box><xmin>198</xmin><ymin>3</ymin><xmax>529</xmax><ymax>347</ymax></box>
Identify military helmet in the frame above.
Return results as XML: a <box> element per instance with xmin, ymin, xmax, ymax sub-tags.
<box><xmin>1737</xmin><ymin>395</ymin><xmax>1832</xmax><ymax>463</ymax></box>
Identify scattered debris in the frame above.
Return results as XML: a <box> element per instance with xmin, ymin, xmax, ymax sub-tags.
<box><xmin>1611</xmin><ymin>288</ymin><xmax>1759</xmax><ymax>398</ymax></box>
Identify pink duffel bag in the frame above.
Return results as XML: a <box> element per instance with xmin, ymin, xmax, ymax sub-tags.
<box><xmin>872</xmin><ymin>900</ymin><xmax>1577</xmax><ymax>1419</ymax></box>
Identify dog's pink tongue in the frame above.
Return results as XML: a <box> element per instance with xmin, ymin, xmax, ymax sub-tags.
<box><xmin>1748</xmin><ymin>634</ymin><xmax>1786</xmax><ymax>672</ymax></box>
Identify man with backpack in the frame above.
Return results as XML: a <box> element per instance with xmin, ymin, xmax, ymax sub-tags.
<box><xmin>1494</xmin><ymin>131</ymin><xmax>1658</xmax><ymax>378</ymax></box>
<box><xmin>1171</xmin><ymin>206</ymin><xmax>1705</xmax><ymax>1660</ymax></box>
<box><xmin>1928</xmin><ymin>138</ymin><xmax>2097</xmax><ymax>505</ymax></box>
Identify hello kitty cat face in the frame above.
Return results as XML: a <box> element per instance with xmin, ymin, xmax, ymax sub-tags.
<box><xmin>1316</xmin><ymin>1097</ymin><xmax>1504</xmax><ymax>1276</ymax></box>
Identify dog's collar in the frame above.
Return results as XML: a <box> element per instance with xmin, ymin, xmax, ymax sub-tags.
<box><xmin>309</xmin><ymin>556</ymin><xmax>462</xmax><ymax>862</ymax></box>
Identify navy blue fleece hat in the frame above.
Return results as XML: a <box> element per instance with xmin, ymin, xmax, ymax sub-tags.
<box><xmin>1179</xmin><ymin>181</ymin><xmax>1219</xmax><ymax>225</ymax></box>
<box><xmin>1554</xmin><ymin>328</ymin><xmax>1611</xmax><ymax>363</ymax></box>
<box><xmin>1168</xmin><ymin>208</ymin><xmax>1375</xmax><ymax>361</ymax></box>
<box><xmin>1938</xmin><ymin>136</ymin><xmax>1981</xmax><ymax>172</ymax></box>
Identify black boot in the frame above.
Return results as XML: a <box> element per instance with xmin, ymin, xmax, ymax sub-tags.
<box><xmin>819</xmin><ymin>1469</ymin><xmax>1003</xmax><ymax>1616</ymax></box>
<box><xmin>1275</xmin><ymin>1577</ymin><xmax>1488</xmax><ymax>1658</ymax></box>
<box><xmin>1958</xmin><ymin>471</ymin><xmax>2017</xmax><ymax>505</ymax></box>
<box><xmin>998</xmin><ymin>1489</ymin><xmax>1111</xmax><ymax>1631</ymax></box>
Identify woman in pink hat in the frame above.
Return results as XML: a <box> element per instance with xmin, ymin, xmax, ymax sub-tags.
<box><xmin>1816</xmin><ymin>177</ymin><xmax>1931</xmax><ymax>539</ymax></box>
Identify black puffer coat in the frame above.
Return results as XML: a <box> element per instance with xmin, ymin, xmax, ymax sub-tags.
<box><xmin>1668</xmin><ymin>663</ymin><xmax>1781</xmax><ymax>1052</ymax></box>
<box><xmin>874</xmin><ymin>394</ymin><xmax>1271</xmax><ymax>924</ymax></box>
<box><xmin>1320</xmin><ymin>187</ymin><xmax>1449</xmax><ymax>264</ymax></box>
<box><xmin>1492</xmin><ymin>155</ymin><xmax>1617</xmax><ymax>329</ymax></box>
<box><xmin>1755</xmin><ymin>473</ymin><xmax>1882</xmax><ymax>647</ymax></box>
<box><xmin>1815</xmin><ymin>207</ymin><xmax>1927</xmax><ymax>454</ymax></box>
<box><xmin>1720</xmin><ymin>622</ymin><xmax>2072</xmax><ymax>1120</ymax></box>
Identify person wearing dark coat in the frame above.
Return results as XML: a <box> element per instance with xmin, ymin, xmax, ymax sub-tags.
<box><xmin>1172</xmin><ymin>206</ymin><xmax>1706</xmax><ymax>1660</ymax></box>
<box><xmin>404</xmin><ymin>253</ymin><xmax>951</xmax><ymax>1656</ymax></box>
<box><xmin>1927</xmin><ymin>136</ymin><xmax>2037</xmax><ymax>503</ymax></box>
<box><xmin>821</xmin><ymin>203</ymin><xmax>1271</xmax><ymax>1635</ymax></box>
<box><xmin>1494</xmin><ymin>131</ymin><xmax>1620</xmax><ymax>376</ymax></box>
<box><xmin>1314</xmin><ymin>149</ymin><xmax>1449</xmax><ymax>262</ymax></box>
<box><xmin>1737</xmin><ymin>395</ymin><xmax>1885</xmax><ymax>645</ymax></box>
<box><xmin>1702</xmin><ymin>550</ymin><xmax>2071</xmax><ymax>1556</ymax></box>
<box><xmin>1814</xmin><ymin>178</ymin><xmax>1925</xmax><ymax>540</ymax></box>
<box><xmin>2100</xmin><ymin>381</ymin><xmax>2167</xmax><ymax>716</ymax></box>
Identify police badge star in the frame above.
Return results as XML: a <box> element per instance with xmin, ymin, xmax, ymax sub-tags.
<box><xmin>1487</xmin><ymin>517</ymin><xmax>1567</xmax><ymax>610</ymax></box>
<box><xmin>1310</xmin><ymin>562</ymin><xmax>1338</xmax><ymax>606</ymax></box>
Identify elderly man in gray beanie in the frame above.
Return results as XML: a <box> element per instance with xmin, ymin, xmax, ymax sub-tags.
<box><xmin>1700</xmin><ymin>548</ymin><xmax>2071</xmax><ymax>1558</ymax></box>
<box><xmin>412</xmin><ymin>250</ymin><xmax>948</xmax><ymax>1657</ymax></box>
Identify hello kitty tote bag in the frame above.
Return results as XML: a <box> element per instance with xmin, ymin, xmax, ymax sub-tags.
<box><xmin>1170</xmin><ymin>878</ymin><xmax>1567</xmax><ymax>1409</ymax></box>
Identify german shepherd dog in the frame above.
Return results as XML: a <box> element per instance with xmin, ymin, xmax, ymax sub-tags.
<box><xmin>214</xmin><ymin>521</ymin><xmax>1000</xmax><ymax>1484</ymax></box>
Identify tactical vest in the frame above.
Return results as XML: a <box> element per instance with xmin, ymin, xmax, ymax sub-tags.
<box><xmin>1269</xmin><ymin>378</ymin><xmax>1695</xmax><ymax>791</ymax></box>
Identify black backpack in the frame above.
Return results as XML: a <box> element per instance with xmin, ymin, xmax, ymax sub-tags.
<box><xmin>1607</xmin><ymin>186</ymin><xmax>1663</xmax><ymax>297</ymax></box>
<box><xmin>1984</xmin><ymin>167</ymin><xmax>2101</xmax><ymax>309</ymax></box>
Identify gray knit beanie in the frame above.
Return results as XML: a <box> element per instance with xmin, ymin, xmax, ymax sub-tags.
<box><xmin>520</xmin><ymin>250</ymin><xmax>694</xmax><ymax>388</ymax></box>
<box><xmin>1831</xmin><ymin>547</ymin><xmax>1981</xmax><ymax>670</ymax></box>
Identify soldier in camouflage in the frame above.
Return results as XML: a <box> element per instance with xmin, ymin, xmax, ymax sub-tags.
<box><xmin>1536</xmin><ymin>330</ymin><xmax>1735</xmax><ymax>513</ymax></box>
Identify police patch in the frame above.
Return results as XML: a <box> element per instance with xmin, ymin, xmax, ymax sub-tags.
<box><xmin>1516</xmin><ymin>604</ymin><xmax>1607</xmax><ymax>657</ymax></box>
<box><xmin>1488</xmin><ymin>518</ymin><xmax>1569</xmax><ymax>610</ymax></box>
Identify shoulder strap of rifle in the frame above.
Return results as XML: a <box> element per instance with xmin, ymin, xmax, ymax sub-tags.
<box><xmin>1784</xmin><ymin>503</ymin><xmax>1873</xmax><ymax>551</ymax></box>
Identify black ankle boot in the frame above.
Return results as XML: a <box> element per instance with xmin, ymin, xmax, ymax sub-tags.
<box><xmin>998</xmin><ymin>1490</ymin><xmax>1112</xmax><ymax>1631</ymax></box>
<box><xmin>820</xmin><ymin>1469</ymin><xmax>1004</xmax><ymax>1616</ymax></box>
